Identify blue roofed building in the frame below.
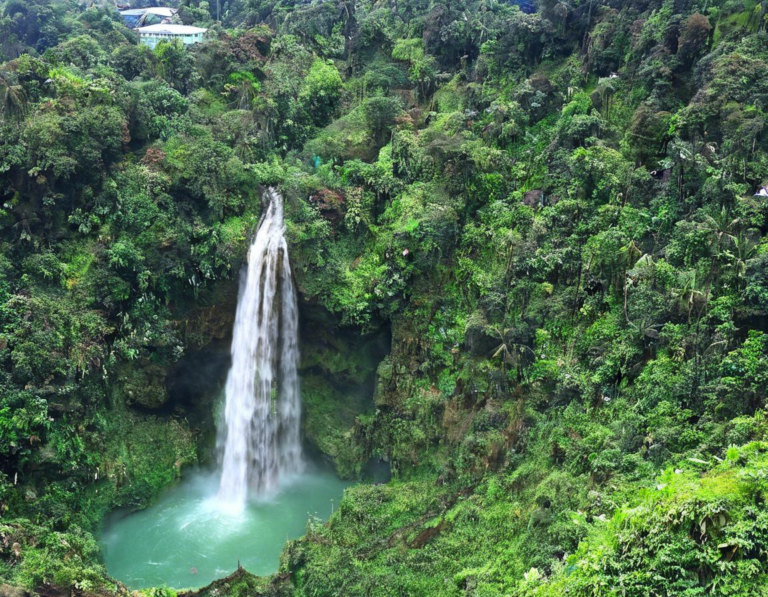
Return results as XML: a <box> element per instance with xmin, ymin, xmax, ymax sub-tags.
<box><xmin>120</xmin><ymin>7</ymin><xmax>177</xmax><ymax>30</ymax></box>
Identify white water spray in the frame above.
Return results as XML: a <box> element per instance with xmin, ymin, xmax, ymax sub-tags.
<box><xmin>218</xmin><ymin>188</ymin><xmax>302</xmax><ymax>509</ymax></box>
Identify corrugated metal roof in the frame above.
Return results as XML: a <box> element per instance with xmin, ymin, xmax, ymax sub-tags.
<box><xmin>120</xmin><ymin>7</ymin><xmax>177</xmax><ymax>17</ymax></box>
<box><xmin>145</xmin><ymin>7</ymin><xmax>177</xmax><ymax>17</ymax></box>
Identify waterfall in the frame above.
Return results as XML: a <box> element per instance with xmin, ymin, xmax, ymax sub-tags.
<box><xmin>218</xmin><ymin>188</ymin><xmax>303</xmax><ymax>509</ymax></box>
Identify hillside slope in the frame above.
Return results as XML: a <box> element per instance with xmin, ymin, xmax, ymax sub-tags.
<box><xmin>2</xmin><ymin>0</ymin><xmax>768</xmax><ymax>595</ymax></box>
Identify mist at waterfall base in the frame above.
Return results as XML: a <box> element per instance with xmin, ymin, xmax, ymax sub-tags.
<box><xmin>101</xmin><ymin>190</ymin><xmax>350</xmax><ymax>589</ymax></box>
<box><xmin>100</xmin><ymin>469</ymin><xmax>350</xmax><ymax>589</ymax></box>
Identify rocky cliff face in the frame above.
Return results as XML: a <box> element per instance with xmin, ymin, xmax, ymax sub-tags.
<box><xmin>298</xmin><ymin>302</ymin><xmax>391</xmax><ymax>478</ymax></box>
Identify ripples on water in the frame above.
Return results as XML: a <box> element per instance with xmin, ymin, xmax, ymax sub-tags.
<box><xmin>100</xmin><ymin>470</ymin><xmax>349</xmax><ymax>589</ymax></box>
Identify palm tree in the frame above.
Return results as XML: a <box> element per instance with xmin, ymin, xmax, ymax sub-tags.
<box><xmin>722</xmin><ymin>230</ymin><xmax>759</xmax><ymax>290</ymax></box>
<box><xmin>0</xmin><ymin>71</ymin><xmax>27</xmax><ymax>123</ymax></box>
<box><xmin>553</xmin><ymin>0</ymin><xmax>571</xmax><ymax>34</ymax></box>
<box><xmin>699</xmin><ymin>207</ymin><xmax>740</xmax><ymax>306</ymax></box>
<box><xmin>673</xmin><ymin>270</ymin><xmax>706</xmax><ymax>323</ymax></box>
<box><xmin>229</xmin><ymin>77</ymin><xmax>260</xmax><ymax>111</ymax></box>
<box><xmin>701</xmin><ymin>207</ymin><xmax>739</xmax><ymax>249</ymax></box>
<box><xmin>489</xmin><ymin>325</ymin><xmax>534</xmax><ymax>382</ymax></box>
<box><xmin>594</xmin><ymin>76</ymin><xmax>617</xmax><ymax>120</ymax></box>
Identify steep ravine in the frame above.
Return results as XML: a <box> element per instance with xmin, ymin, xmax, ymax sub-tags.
<box><xmin>88</xmin><ymin>249</ymin><xmax>391</xmax><ymax>592</ymax></box>
<box><xmin>159</xmin><ymin>281</ymin><xmax>390</xmax><ymax>479</ymax></box>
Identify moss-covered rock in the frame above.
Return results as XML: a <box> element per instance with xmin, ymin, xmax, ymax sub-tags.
<box><xmin>179</xmin><ymin>279</ymin><xmax>239</xmax><ymax>352</ymax></box>
<box><xmin>179</xmin><ymin>566</ymin><xmax>290</xmax><ymax>597</ymax></box>
<box><xmin>301</xmin><ymin>375</ymin><xmax>360</xmax><ymax>478</ymax></box>
<box><xmin>0</xmin><ymin>585</ymin><xmax>29</xmax><ymax>597</ymax></box>
<box><xmin>0</xmin><ymin>520</ymin><xmax>123</xmax><ymax>595</ymax></box>
<box><xmin>298</xmin><ymin>304</ymin><xmax>390</xmax><ymax>477</ymax></box>
<box><xmin>113</xmin><ymin>361</ymin><xmax>169</xmax><ymax>411</ymax></box>
<box><xmin>75</xmin><ymin>409</ymin><xmax>198</xmax><ymax>522</ymax></box>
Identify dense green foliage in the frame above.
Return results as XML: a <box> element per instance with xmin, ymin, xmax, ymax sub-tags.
<box><xmin>3</xmin><ymin>0</ymin><xmax>768</xmax><ymax>595</ymax></box>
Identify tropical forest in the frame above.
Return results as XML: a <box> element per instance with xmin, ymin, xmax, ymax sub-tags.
<box><xmin>2</xmin><ymin>0</ymin><xmax>768</xmax><ymax>595</ymax></box>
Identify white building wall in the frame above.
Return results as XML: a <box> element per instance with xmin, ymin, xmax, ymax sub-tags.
<box><xmin>139</xmin><ymin>32</ymin><xmax>204</xmax><ymax>50</ymax></box>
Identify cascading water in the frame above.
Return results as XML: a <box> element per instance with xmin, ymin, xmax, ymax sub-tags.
<box><xmin>218</xmin><ymin>188</ymin><xmax>303</xmax><ymax>509</ymax></box>
<box><xmin>101</xmin><ymin>188</ymin><xmax>349</xmax><ymax>589</ymax></box>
